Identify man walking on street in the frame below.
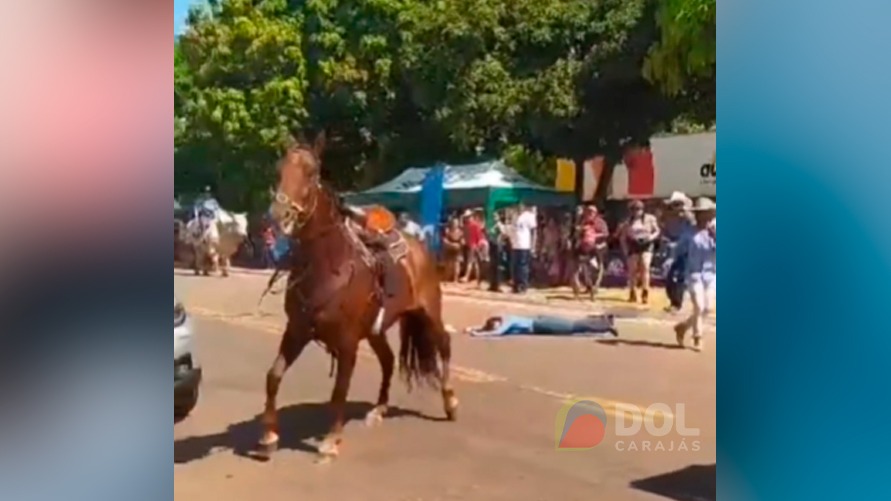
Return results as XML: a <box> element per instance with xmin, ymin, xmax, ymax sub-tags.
<box><xmin>662</xmin><ymin>192</ymin><xmax>695</xmax><ymax>312</ymax></box>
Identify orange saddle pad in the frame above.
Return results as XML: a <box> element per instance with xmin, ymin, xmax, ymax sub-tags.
<box><xmin>365</xmin><ymin>206</ymin><xmax>397</xmax><ymax>233</ymax></box>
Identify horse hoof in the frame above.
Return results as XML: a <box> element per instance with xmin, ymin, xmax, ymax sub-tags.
<box><xmin>254</xmin><ymin>433</ymin><xmax>279</xmax><ymax>459</ymax></box>
<box><xmin>317</xmin><ymin>437</ymin><xmax>341</xmax><ymax>459</ymax></box>
<box><xmin>365</xmin><ymin>406</ymin><xmax>387</xmax><ymax>428</ymax></box>
<box><xmin>445</xmin><ymin>396</ymin><xmax>459</xmax><ymax>422</ymax></box>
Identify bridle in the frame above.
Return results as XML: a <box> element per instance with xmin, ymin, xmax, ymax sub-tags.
<box><xmin>273</xmin><ymin>184</ymin><xmax>319</xmax><ymax>234</ymax></box>
<box><xmin>273</xmin><ymin>147</ymin><xmax>323</xmax><ymax>235</ymax></box>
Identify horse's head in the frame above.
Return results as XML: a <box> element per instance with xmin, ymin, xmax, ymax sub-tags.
<box><xmin>270</xmin><ymin>132</ymin><xmax>326</xmax><ymax>236</ymax></box>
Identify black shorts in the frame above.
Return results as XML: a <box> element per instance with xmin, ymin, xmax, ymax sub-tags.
<box><xmin>628</xmin><ymin>239</ymin><xmax>654</xmax><ymax>256</ymax></box>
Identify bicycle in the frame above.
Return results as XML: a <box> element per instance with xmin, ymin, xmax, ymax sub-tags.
<box><xmin>572</xmin><ymin>243</ymin><xmax>608</xmax><ymax>302</ymax></box>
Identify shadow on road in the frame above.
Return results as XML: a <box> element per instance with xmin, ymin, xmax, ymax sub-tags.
<box><xmin>174</xmin><ymin>401</ymin><xmax>445</xmax><ymax>465</ymax></box>
<box><xmin>631</xmin><ymin>464</ymin><xmax>716</xmax><ymax>501</ymax></box>
<box><xmin>597</xmin><ymin>339</ymin><xmax>686</xmax><ymax>350</ymax></box>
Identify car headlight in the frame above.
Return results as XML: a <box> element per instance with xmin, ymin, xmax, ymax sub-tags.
<box><xmin>174</xmin><ymin>302</ymin><xmax>187</xmax><ymax>327</ymax></box>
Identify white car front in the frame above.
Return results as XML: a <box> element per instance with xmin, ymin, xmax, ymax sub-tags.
<box><xmin>174</xmin><ymin>297</ymin><xmax>201</xmax><ymax>420</ymax></box>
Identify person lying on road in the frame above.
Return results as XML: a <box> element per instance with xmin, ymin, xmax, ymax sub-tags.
<box><xmin>465</xmin><ymin>314</ymin><xmax>619</xmax><ymax>338</ymax></box>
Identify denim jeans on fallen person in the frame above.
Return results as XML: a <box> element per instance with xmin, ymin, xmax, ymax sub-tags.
<box><xmin>533</xmin><ymin>315</ymin><xmax>616</xmax><ymax>336</ymax></box>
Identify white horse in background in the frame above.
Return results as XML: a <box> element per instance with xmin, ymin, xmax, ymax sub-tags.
<box><xmin>183</xmin><ymin>209</ymin><xmax>249</xmax><ymax>277</ymax></box>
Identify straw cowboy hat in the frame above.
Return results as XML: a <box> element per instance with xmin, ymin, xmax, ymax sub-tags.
<box><xmin>691</xmin><ymin>197</ymin><xmax>716</xmax><ymax>212</ymax></box>
<box><xmin>666</xmin><ymin>191</ymin><xmax>692</xmax><ymax>207</ymax></box>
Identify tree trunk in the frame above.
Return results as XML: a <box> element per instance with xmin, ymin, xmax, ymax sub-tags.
<box><xmin>593</xmin><ymin>161</ymin><xmax>617</xmax><ymax>207</ymax></box>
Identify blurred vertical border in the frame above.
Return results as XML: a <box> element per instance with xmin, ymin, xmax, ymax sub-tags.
<box><xmin>721</xmin><ymin>0</ymin><xmax>891</xmax><ymax>499</ymax></box>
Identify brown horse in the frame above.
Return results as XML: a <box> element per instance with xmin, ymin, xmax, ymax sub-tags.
<box><xmin>258</xmin><ymin>132</ymin><xmax>458</xmax><ymax>461</ymax></box>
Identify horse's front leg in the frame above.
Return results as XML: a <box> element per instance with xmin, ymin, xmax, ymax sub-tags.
<box><xmin>257</xmin><ymin>329</ymin><xmax>310</xmax><ymax>459</ymax></box>
<box><xmin>209</xmin><ymin>249</ymin><xmax>220</xmax><ymax>276</ymax></box>
<box><xmin>191</xmin><ymin>245</ymin><xmax>201</xmax><ymax>276</ymax></box>
<box><xmin>318</xmin><ymin>342</ymin><xmax>359</xmax><ymax>461</ymax></box>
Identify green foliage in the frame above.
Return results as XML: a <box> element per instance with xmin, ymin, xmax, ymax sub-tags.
<box><xmin>176</xmin><ymin>0</ymin><xmax>308</xmax><ymax>210</ymax></box>
<box><xmin>174</xmin><ymin>43</ymin><xmax>190</xmax><ymax>113</ymax></box>
<box><xmin>175</xmin><ymin>0</ymin><xmax>715</xmax><ymax>209</ymax></box>
<box><xmin>644</xmin><ymin>0</ymin><xmax>716</xmax><ymax>95</ymax></box>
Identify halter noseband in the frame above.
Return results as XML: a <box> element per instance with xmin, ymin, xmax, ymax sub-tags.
<box><xmin>274</xmin><ymin>183</ymin><xmax>320</xmax><ymax>234</ymax></box>
<box><xmin>273</xmin><ymin>145</ymin><xmax>326</xmax><ymax>234</ymax></box>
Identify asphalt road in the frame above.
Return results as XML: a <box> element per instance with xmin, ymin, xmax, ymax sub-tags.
<box><xmin>174</xmin><ymin>272</ymin><xmax>716</xmax><ymax>501</ymax></box>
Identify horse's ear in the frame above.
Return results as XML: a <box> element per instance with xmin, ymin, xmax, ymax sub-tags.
<box><xmin>313</xmin><ymin>130</ymin><xmax>327</xmax><ymax>158</ymax></box>
<box><xmin>284</xmin><ymin>134</ymin><xmax>300</xmax><ymax>151</ymax></box>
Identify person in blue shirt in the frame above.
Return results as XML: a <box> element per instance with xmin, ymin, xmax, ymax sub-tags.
<box><xmin>661</xmin><ymin>192</ymin><xmax>696</xmax><ymax>312</ymax></box>
<box><xmin>671</xmin><ymin>198</ymin><xmax>716</xmax><ymax>352</ymax></box>
<box><xmin>466</xmin><ymin>314</ymin><xmax>619</xmax><ymax>338</ymax></box>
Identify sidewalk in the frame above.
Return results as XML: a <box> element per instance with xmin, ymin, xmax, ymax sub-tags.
<box><xmin>211</xmin><ymin>265</ymin><xmax>716</xmax><ymax>323</ymax></box>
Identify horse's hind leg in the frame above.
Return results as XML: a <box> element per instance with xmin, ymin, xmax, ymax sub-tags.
<box><xmin>191</xmin><ymin>246</ymin><xmax>201</xmax><ymax>276</ymax></box>
<box><xmin>220</xmin><ymin>255</ymin><xmax>230</xmax><ymax>278</ymax></box>
<box><xmin>209</xmin><ymin>251</ymin><xmax>221</xmax><ymax>276</ymax></box>
<box><xmin>318</xmin><ymin>342</ymin><xmax>359</xmax><ymax>461</ymax></box>
<box><xmin>258</xmin><ymin>330</ymin><xmax>310</xmax><ymax>458</ymax></box>
<box><xmin>365</xmin><ymin>334</ymin><xmax>395</xmax><ymax>427</ymax></box>
<box><xmin>427</xmin><ymin>313</ymin><xmax>459</xmax><ymax>421</ymax></box>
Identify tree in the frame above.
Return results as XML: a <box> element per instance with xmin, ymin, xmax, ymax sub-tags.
<box><xmin>395</xmin><ymin>0</ymin><xmax>700</xmax><ymax>197</ymax></box>
<box><xmin>298</xmin><ymin>0</ymin><xmax>408</xmax><ymax>189</ymax></box>
<box><xmin>644</xmin><ymin>0</ymin><xmax>716</xmax><ymax>95</ymax></box>
<box><xmin>174</xmin><ymin>41</ymin><xmax>190</xmax><ymax>113</ymax></box>
<box><xmin>176</xmin><ymin>0</ymin><xmax>309</xmax><ymax>210</ymax></box>
<box><xmin>173</xmin><ymin>0</ymin><xmax>714</xmax><ymax>206</ymax></box>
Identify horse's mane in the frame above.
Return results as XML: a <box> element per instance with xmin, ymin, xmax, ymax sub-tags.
<box><xmin>318</xmin><ymin>182</ymin><xmax>346</xmax><ymax>218</ymax></box>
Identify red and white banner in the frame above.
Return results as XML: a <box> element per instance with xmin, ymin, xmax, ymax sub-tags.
<box><xmin>579</xmin><ymin>133</ymin><xmax>716</xmax><ymax>201</ymax></box>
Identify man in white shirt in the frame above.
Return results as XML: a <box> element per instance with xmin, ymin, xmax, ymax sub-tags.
<box><xmin>512</xmin><ymin>203</ymin><xmax>538</xmax><ymax>293</ymax></box>
<box><xmin>398</xmin><ymin>212</ymin><xmax>424</xmax><ymax>241</ymax></box>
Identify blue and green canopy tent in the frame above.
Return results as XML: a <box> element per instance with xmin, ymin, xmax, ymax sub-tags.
<box><xmin>345</xmin><ymin>160</ymin><xmax>575</xmax><ymax>223</ymax></box>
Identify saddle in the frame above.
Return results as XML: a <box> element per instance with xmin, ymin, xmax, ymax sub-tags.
<box><xmin>364</xmin><ymin>206</ymin><xmax>397</xmax><ymax>234</ymax></box>
<box><xmin>348</xmin><ymin>206</ymin><xmax>412</xmax><ymax>321</ymax></box>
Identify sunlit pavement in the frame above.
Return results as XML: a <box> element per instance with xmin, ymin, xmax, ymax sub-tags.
<box><xmin>174</xmin><ymin>271</ymin><xmax>716</xmax><ymax>501</ymax></box>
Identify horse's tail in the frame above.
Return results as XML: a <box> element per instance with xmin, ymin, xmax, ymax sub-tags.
<box><xmin>398</xmin><ymin>312</ymin><xmax>441</xmax><ymax>391</ymax></box>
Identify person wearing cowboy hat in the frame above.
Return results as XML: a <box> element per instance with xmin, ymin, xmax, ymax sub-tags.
<box><xmin>665</xmin><ymin>191</ymin><xmax>692</xmax><ymax>209</ymax></box>
<box><xmin>662</xmin><ymin>192</ymin><xmax>696</xmax><ymax>312</ymax></box>
<box><xmin>618</xmin><ymin>199</ymin><xmax>661</xmax><ymax>304</ymax></box>
<box><xmin>673</xmin><ymin>197</ymin><xmax>716</xmax><ymax>352</ymax></box>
